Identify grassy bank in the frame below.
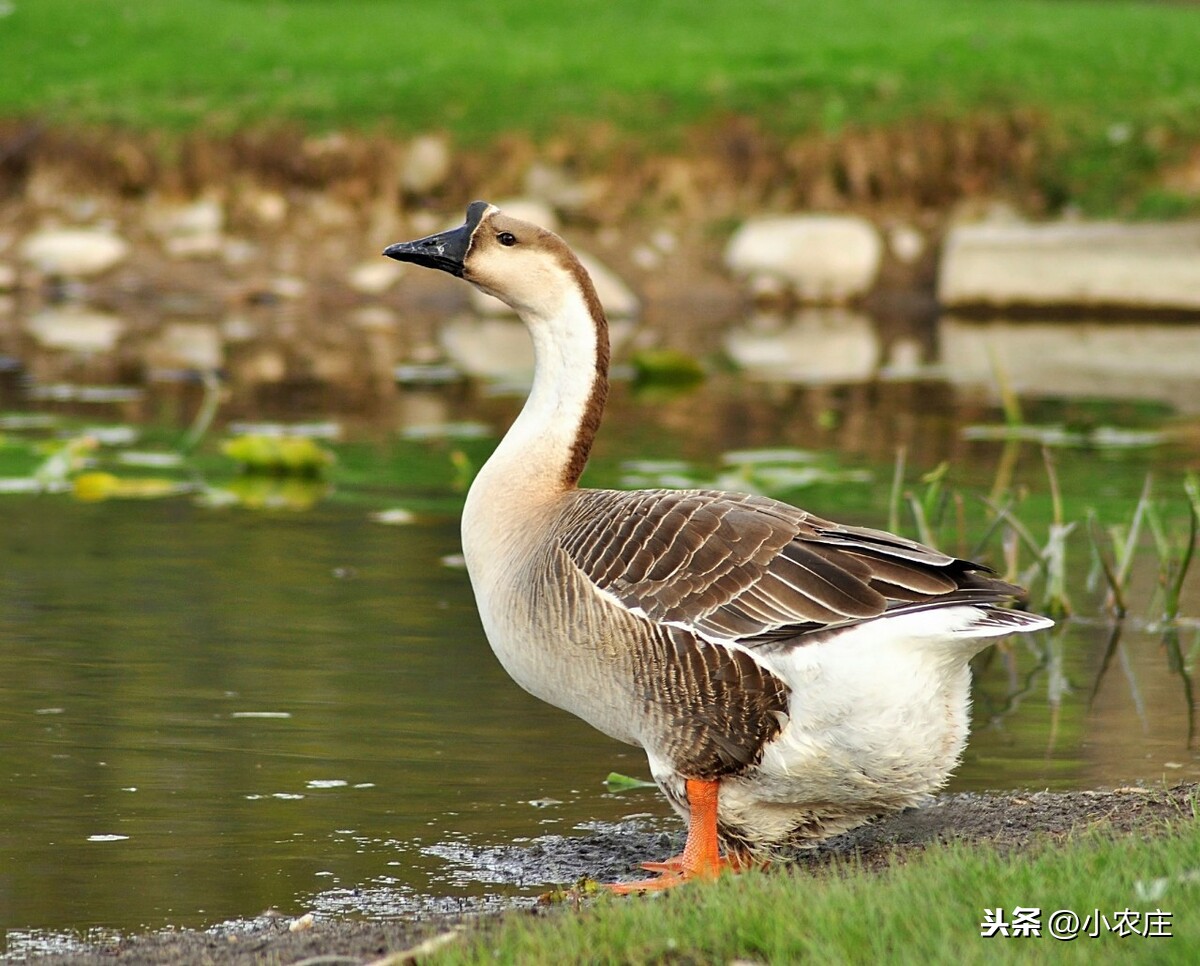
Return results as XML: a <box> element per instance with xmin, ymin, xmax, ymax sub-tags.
<box><xmin>443</xmin><ymin>814</ymin><xmax>1200</xmax><ymax>964</ymax></box>
<box><xmin>7</xmin><ymin>0</ymin><xmax>1200</xmax><ymax>139</ymax></box>
<box><xmin>6</xmin><ymin>1</ymin><xmax>1200</xmax><ymax>213</ymax></box>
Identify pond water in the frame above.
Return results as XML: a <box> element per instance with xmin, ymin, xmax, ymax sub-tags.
<box><xmin>1</xmin><ymin>309</ymin><xmax>1199</xmax><ymax>943</ymax></box>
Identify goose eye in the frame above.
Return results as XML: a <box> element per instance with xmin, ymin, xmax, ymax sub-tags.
<box><xmin>497</xmin><ymin>231</ymin><xmax>517</xmax><ymax>247</ymax></box>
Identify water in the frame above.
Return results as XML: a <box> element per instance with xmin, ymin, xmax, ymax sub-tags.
<box><xmin>1</xmin><ymin>312</ymin><xmax>1199</xmax><ymax>940</ymax></box>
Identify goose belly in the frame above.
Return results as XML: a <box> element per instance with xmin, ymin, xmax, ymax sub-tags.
<box><xmin>672</xmin><ymin>610</ymin><xmax>993</xmax><ymax>851</ymax></box>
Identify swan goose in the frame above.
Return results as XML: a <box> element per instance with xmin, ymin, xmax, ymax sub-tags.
<box><xmin>384</xmin><ymin>201</ymin><xmax>1053</xmax><ymax>892</ymax></box>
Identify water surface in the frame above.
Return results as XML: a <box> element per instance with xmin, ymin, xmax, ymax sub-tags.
<box><xmin>1</xmin><ymin>313</ymin><xmax>1199</xmax><ymax>940</ymax></box>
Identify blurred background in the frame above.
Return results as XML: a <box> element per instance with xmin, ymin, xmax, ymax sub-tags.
<box><xmin>1</xmin><ymin>0</ymin><xmax>1199</xmax><ymax>946</ymax></box>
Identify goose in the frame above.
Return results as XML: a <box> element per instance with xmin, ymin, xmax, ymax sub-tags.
<box><xmin>383</xmin><ymin>202</ymin><xmax>1054</xmax><ymax>892</ymax></box>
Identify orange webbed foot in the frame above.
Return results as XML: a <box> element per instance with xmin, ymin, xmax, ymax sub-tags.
<box><xmin>606</xmin><ymin>778</ymin><xmax>734</xmax><ymax>894</ymax></box>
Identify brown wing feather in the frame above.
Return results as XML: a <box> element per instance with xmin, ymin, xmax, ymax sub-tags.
<box><xmin>558</xmin><ymin>488</ymin><xmax>1021</xmax><ymax>646</ymax></box>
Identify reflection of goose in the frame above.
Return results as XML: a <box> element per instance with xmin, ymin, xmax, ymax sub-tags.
<box><xmin>724</xmin><ymin>309</ymin><xmax>881</xmax><ymax>383</ymax></box>
<box><xmin>385</xmin><ymin>203</ymin><xmax>1053</xmax><ymax>892</ymax></box>
<box><xmin>940</xmin><ymin>318</ymin><xmax>1200</xmax><ymax>414</ymax></box>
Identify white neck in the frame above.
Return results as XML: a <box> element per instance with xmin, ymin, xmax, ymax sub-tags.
<box><xmin>466</xmin><ymin>287</ymin><xmax>608</xmax><ymax>513</ymax></box>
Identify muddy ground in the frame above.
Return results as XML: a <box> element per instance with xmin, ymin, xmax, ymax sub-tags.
<box><xmin>7</xmin><ymin>783</ymin><xmax>1195</xmax><ymax>965</ymax></box>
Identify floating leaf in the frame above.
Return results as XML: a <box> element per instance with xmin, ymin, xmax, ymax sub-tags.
<box><xmin>221</xmin><ymin>435</ymin><xmax>335</xmax><ymax>475</ymax></box>
<box><xmin>604</xmin><ymin>772</ymin><xmax>656</xmax><ymax>791</ymax></box>
<box><xmin>205</xmin><ymin>476</ymin><xmax>329</xmax><ymax>510</ymax></box>
<box><xmin>73</xmin><ymin>472</ymin><xmax>190</xmax><ymax>502</ymax></box>
<box><xmin>35</xmin><ymin>435</ymin><xmax>98</xmax><ymax>487</ymax></box>
<box><xmin>631</xmin><ymin>348</ymin><xmax>705</xmax><ymax>386</ymax></box>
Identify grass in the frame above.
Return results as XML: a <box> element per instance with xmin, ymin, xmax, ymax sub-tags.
<box><xmin>7</xmin><ymin>0</ymin><xmax>1200</xmax><ymax>144</ymax></box>
<box><xmin>438</xmin><ymin>816</ymin><xmax>1200</xmax><ymax>964</ymax></box>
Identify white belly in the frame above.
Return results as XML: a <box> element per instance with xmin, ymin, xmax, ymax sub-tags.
<box><xmin>652</xmin><ymin>607</ymin><xmax>996</xmax><ymax>850</ymax></box>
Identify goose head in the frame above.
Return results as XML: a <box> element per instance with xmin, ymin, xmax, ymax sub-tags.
<box><xmin>384</xmin><ymin>201</ymin><xmax>597</xmax><ymax>324</ymax></box>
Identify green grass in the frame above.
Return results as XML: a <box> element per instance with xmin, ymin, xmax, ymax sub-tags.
<box><xmin>442</xmin><ymin>818</ymin><xmax>1200</xmax><ymax>964</ymax></box>
<box><xmin>7</xmin><ymin>0</ymin><xmax>1200</xmax><ymax>143</ymax></box>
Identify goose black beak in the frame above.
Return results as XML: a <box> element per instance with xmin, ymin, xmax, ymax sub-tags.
<box><xmin>382</xmin><ymin>200</ymin><xmax>490</xmax><ymax>277</ymax></box>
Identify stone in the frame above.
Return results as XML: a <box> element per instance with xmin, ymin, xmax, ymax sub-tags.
<box><xmin>441</xmin><ymin>314</ymin><xmax>635</xmax><ymax>383</ymax></box>
<box><xmin>271</xmin><ymin>277</ymin><xmax>307</xmax><ymax>300</ymax></box>
<box><xmin>469</xmin><ymin>248</ymin><xmax>639</xmax><ymax>319</ymax></box>
<box><xmin>165</xmin><ymin>234</ymin><xmax>223</xmax><ymax>259</ymax></box>
<box><xmin>145</xmin><ymin>322</ymin><xmax>224</xmax><ymax>372</ymax></box>
<box><xmin>349</xmin><ymin>260</ymin><xmax>405</xmax><ymax>295</ymax></box>
<box><xmin>221</xmin><ymin>316</ymin><xmax>258</xmax><ymax>343</ymax></box>
<box><xmin>938</xmin><ymin>221</ymin><xmax>1200</xmax><ymax>310</ymax></box>
<box><xmin>523</xmin><ymin>162</ymin><xmax>598</xmax><ymax>213</ymax></box>
<box><xmin>492</xmin><ymin>198</ymin><xmax>559</xmax><ymax>231</ymax></box>
<box><xmin>148</xmin><ymin>196</ymin><xmax>225</xmax><ymax>259</ymax></box>
<box><xmin>887</xmin><ymin>223</ymin><xmax>926</xmax><ymax>264</ymax></box>
<box><xmin>724</xmin><ymin>309</ymin><xmax>881</xmax><ymax>383</ymax></box>
<box><xmin>149</xmin><ymin>196</ymin><xmax>224</xmax><ymax>238</ymax></box>
<box><xmin>25</xmin><ymin>307</ymin><xmax>124</xmax><ymax>353</ymax></box>
<box><xmin>725</xmin><ymin>215</ymin><xmax>883</xmax><ymax>302</ymax></box>
<box><xmin>245</xmin><ymin>189</ymin><xmax>288</xmax><ymax>227</ymax></box>
<box><xmin>401</xmin><ymin>134</ymin><xmax>451</xmax><ymax>194</ymax></box>
<box><xmin>20</xmin><ymin>228</ymin><xmax>129</xmax><ymax>277</ymax></box>
<box><xmin>352</xmin><ymin>306</ymin><xmax>397</xmax><ymax>331</ymax></box>
<box><xmin>439</xmin><ymin>316</ymin><xmax>534</xmax><ymax>381</ymax></box>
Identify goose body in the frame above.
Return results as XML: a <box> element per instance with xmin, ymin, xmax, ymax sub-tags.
<box><xmin>385</xmin><ymin>202</ymin><xmax>1053</xmax><ymax>887</ymax></box>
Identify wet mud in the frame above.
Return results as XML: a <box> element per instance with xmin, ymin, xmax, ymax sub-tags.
<box><xmin>8</xmin><ymin>783</ymin><xmax>1195</xmax><ymax>965</ymax></box>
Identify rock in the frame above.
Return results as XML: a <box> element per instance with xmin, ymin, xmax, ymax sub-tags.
<box><xmin>307</xmin><ymin>196</ymin><xmax>357</xmax><ymax>230</ymax></box>
<box><xmin>145</xmin><ymin>322</ymin><xmax>224</xmax><ymax>372</ymax></box>
<box><xmin>440</xmin><ymin>316</ymin><xmax>534</xmax><ymax>381</ymax></box>
<box><xmin>725</xmin><ymin>215</ymin><xmax>883</xmax><ymax>302</ymax></box>
<box><xmin>441</xmin><ymin>314</ymin><xmax>635</xmax><ymax>383</ymax></box>
<box><xmin>245</xmin><ymin>189</ymin><xmax>288</xmax><ymax>227</ymax></box>
<box><xmin>401</xmin><ymin>134</ymin><xmax>451</xmax><ymax>194</ymax></box>
<box><xmin>523</xmin><ymin>162</ymin><xmax>598</xmax><ymax>213</ymax></box>
<box><xmin>491</xmin><ymin>198</ymin><xmax>559</xmax><ymax>231</ymax></box>
<box><xmin>25</xmin><ymin>307</ymin><xmax>124</xmax><ymax>353</ymax></box>
<box><xmin>469</xmin><ymin>249</ymin><xmax>639</xmax><ymax>319</ymax></box>
<box><xmin>938</xmin><ymin>221</ymin><xmax>1200</xmax><ymax>310</ymax></box>
<box><xmin>221</xmin><ymin>316</ymin><xmax>258</xmax><ymax>343</ymax></box>
<box><xmin>887</xmin><ymin>224</ymin><xmax>926</xmax><ymax>264</ymax></box>
<box><xmin>148</xmin><ymin>196</ymin><xmax>225</xmax><ymax>260</ymax></box>
<box><xmin>352</xmin><ymin>306</ymin><xmax>397</xmax><ymax>331</ymax></box>
<box><xmin>221</xmin><ymin>238</ymin><xmax>258</xmax><ymax>267</ymax></box>
<box><xmin>165</xmin><ymin>234</ymin><xmax>224</xmax><ymax>259</ymax></box>
<box><xmin>349</xmin><ymin>259</ymin><xmax>405</xmax><ymax>295</ymax></box>
<box><xmin>0</xmin><ymin>262</ymin><xmax>16</xmax><ymax>291</ymax></box>
<box><xmin>724</xmin><ymin>309</ymin><xmax>881</xmax><ymax>383</ymax></box>
<box><xmin>149</xmin><ymin>196</ymin><xmax>224</xmax><ymax>238</ymax></box>
<box><xmin>271</xmin><ymin>277</ymin><xmax>307</xmax><ymax>300</ymax></box>
<box><xmin>20</xmin><ymin>228</ymin><xmax>129</xmax><ymax>277</ymax></box>
<box><xmin>229</xmin><ymin>346</ymin><xmax>287</xmax><ymax>386</ymax></box>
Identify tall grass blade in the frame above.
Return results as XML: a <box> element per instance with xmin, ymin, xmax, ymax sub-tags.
<box><xmin>888</xmin><ymin>446</ymin><xmax>906</xmax><ymax>536</ymax></box>
<box><xmin>1087</xmin><ymin>510</ymin><xmax>1128</xmax><ymax>619</ymax></box>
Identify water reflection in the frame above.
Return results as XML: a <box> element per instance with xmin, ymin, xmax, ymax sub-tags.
<box><xmin>1</xmin><ymin>300</ymin><xmax>1199</xmax><ymax>939</ymax></box>
<box><xmin>723</xmin><ymin>308</ymin><xmax>883</xmax><ymax>383</ymax></box>
<box><xmin>939</xmin><ymin>317</ymin><xmax>1200</xmax><ymax>414</ymax></box>
<box><xmin>1</xmin><ymin>459</ymin><xmax>1198</xmax><ymax>938</ymax></box>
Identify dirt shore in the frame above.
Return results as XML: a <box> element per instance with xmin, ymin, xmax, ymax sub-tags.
<box><xmin>7</xmin><ymin>783</ymin><xmax>1195</xmax><ymax>965</ymax></box>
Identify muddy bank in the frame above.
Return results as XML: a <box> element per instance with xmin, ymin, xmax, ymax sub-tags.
<box><xmin>4</xmin><ymin>116</ymin><xmax>1200</xmax><ymax>423</ymax></box>
<box><xmin>0</xmin><ymin>115</ymin><xmax>1053</xmax><ymax>418</ymax></box>
<box><xmin>8</xmin><ymin>783</ymin><xmax>1195</xmax><ymax>965</ymax></box>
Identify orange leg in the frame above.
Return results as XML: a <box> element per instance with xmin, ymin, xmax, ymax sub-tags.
<box><xmin>608</xmin><ymin>778</ymin><xmax>734</xmax><ymax>894</ymax></box>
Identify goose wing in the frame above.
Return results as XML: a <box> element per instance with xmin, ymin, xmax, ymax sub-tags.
<box><xmin>557</xmin><ymin>488</ymin><xmax>1016</xmax><ymax>645</ymax></box>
